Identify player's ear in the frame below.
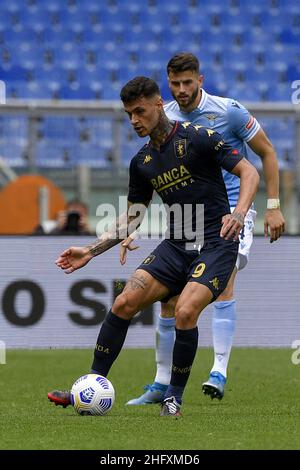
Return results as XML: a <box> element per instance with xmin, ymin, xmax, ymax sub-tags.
<box><xmin>198</xmin><ymin>74</ymin><xmax>204</xmax><ymax>87</ymax></box>
<box><xmin>155</xmin><ymin>95</ymin><xmax>164</xmax><ymax>109</ymax></box>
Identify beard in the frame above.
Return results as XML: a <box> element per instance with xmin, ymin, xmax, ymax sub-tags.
<box><xmin>171</xmin><ymin>85</ymin><xmax>200</xmax><ymax>111</ymax></box>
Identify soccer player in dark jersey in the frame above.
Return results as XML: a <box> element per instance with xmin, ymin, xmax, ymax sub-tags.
<box><xmin>48</xmin><ymin>77</ymin><xmax>259</xmax><ymax>417</ymax></box>
<box><xmin>123</xmin><ymin>52</ymin><xmax>285</xmax><ymax>405</ymax></box>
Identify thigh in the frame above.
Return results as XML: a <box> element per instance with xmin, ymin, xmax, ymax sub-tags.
<box><xmin>137</xmin><ymin>240</ymin><xmax>189</xmax><ymax>299</ymax></box>
<box><xmin>188</xmin><ymin>238</ymin><xmax>239</xmax><ymax>301</ymax></box>
<box><xmin>122</xmin><ymin>269</ymin><xmax>170</xmax><ymax>310</ymax></box>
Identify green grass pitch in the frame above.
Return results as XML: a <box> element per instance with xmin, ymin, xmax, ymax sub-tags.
<box><xmin>0</xmin><ymin>348</ymin><xmax>298</xmax><ymax>450</ymax></box>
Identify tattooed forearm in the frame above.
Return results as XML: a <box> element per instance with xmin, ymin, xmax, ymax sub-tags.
<box><xmin>85</xmin><ymin>201</ymin><xmax>148</xmax><ymax>258</ymax></box>
<box><xmin>124</xmin><ymin>274</ymin><xmax>148</xmax><ymax>291</ymax></box>
<box><xmin>86</xmin><ymin>213</ymin><xmax>142</xmax><ymax>258</ymax></box>
<box><xmin>87</xmin><ymin>238</ymin><xmax>120</xmax><ymax>257</ymax></box>
<box><xmin>86</xmin><ymin>218</ymin><xmax>140</xmax><ymax>257</ymax></box>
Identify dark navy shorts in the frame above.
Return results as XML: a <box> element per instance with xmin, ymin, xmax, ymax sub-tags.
<box><xmin>137</xmin><ymin>238</ymin><xmax>239</xmax><ymax>301</ymax></box>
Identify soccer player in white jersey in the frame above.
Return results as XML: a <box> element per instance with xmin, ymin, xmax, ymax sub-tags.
<box><xmin>123</xmin><ymin>52</ymin><xmax>285</xmax><ymax>404</ymax></box>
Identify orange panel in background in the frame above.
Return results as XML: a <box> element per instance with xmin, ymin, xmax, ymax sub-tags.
<box><xmin>0</xmin><ymin>175</ymin><xmax>66</xmax><ymax>234</ymax></box>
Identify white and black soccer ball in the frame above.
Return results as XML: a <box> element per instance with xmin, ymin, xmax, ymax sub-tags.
<box><xmin>71</xmin><ymin>374</ymin><xmax>115</xmax><ymax>416</ymax></box>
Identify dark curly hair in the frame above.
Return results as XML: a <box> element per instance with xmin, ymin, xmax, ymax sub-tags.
<box><xmin>120</xmin><ymin>76</ymin><xmax>160</xmax><ymax>103</ymax></box>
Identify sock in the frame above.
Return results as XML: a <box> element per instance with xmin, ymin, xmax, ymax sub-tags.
<box><xmin>154</xmin><ymin>315</ymin><xmax>176</xmax><ymax>386</ymax></box>
<box><xmin>211</xmin><ymin>299</ymin><xmax>236</xmax><ymax>378</ymax></box>
<box><xmin>165</xmin><ymin>327</ymin><xmax>198</xmax><ymax>403</ymax></box>
<box><xmin>91</xmin><ymin>310</ymin><xmax>130</xmax><ymax>377</ymax></box>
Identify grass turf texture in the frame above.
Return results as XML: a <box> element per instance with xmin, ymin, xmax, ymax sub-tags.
<box><xmin>0</xmin><ymin>348</ymin><xmax>298</xmax><ymax>450</ymax></box>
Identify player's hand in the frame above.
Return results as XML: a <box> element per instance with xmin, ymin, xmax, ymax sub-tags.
<box><xmin>55</xmin><ymin>246</ymin><xmax>93</xmax><ymax>274</ymax></box>
<box><xmin>220</xmin><ymin>212</ymin><xmax>245</xmax><ymax>241</ymax></box>
<box><xmin>264</xmin><ymin>208</ymin><xmax>285</xmax><ymax>243</ymax></box>
<box><xmin>120</xmin><ymin>234</ymin><xmax>139</xmax><ymax>265</ymax></box>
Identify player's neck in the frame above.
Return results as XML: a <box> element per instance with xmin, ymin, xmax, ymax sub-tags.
<box><xmin>150</xmin><ymin>113</ymin><xmax>174</xmax><ymax>150</ymax></box>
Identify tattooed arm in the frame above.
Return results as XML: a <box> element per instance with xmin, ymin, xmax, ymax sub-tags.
<box><xmin>87</xmin><ymin>201</ymin><xmax>148</xmax><ymax>256</ymax></box>
<box><xmin>55</xmin><ymin>200</ymin><xmax>149</xmax><ymax>274</ymax></box>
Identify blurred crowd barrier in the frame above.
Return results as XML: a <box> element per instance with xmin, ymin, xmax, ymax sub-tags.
<box><xmin>0</xmin><ymin>100</ymin><xmax>299</xmax><ymax>234</ymax></box>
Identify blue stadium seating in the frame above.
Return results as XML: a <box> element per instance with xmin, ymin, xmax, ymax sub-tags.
<box><xmin>0</xmin><ymin>1</ymin><xmax>297</xmax><ymax>169</ymax></box>
<box><xmin>0</xmin><ymin>1</ymin><xmax>297</xmax><ymax>102</ymax></box>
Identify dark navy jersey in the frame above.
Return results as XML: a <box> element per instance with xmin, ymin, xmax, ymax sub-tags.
<box><xmin>128</xmin><ymin>121</ymin><xmax>244</xmax><ymax>241</ymax></box>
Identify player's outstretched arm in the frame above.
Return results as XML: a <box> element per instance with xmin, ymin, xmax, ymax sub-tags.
<box><xmin>221</xmin><ymin>158</ymin><xmax>260</xmax><ymax>241</ymax></box>
<box><xmin>247</xmin><ymin>128</ymin><xmax>285</xmax><ymax>242</ymax></box>
<box><xmin>55</xmin><ymin>201</ymin><xmax>148</xmax><ymax>273</ymax></box>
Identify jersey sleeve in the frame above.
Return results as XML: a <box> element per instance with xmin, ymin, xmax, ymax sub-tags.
<box><xmin>191</xmin><ymin>127</ymin><xmax>245</xmax><ymax>172</ymax></box>
<box><xmin>227</xmin><ymin>99</ymin><xmax>260</xmax><ymax>142</ymax></box>
<box><xmin>127</xmin><ymin>156</ymin><xmax>153</xmax><ymax>204</ymax></box>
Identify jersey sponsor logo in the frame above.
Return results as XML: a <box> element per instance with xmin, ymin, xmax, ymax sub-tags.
<box><xmin>209</xmin><ymin>277</ymin><xmax>219</xmax><ymax>290</ymax></box>
<box><xmin>143</xmin><ymin>155</ymin><xmax>152</xmax><ymax>164</ymax></box>
<box><xmin>245</xmin><ymin>115</ymin><xmax>254</xmax><ymax>130</ymax></box>
<box><xmin>206</xmin><ymin>129</ymin><xmax>215</xmax><ymax>137</ymax></box>
<box><xmin>142</xmin><ymin>254</ymin><xmax>156</xmax><ymax>265</ymax></box>
<box><xmin>174</xmin><ymin>139</ymin><xmax>187</xmax><ymax>158</ymax></box>
<box><xmin>151</xmin><ymin>164</ymin><xmax>192</xmax><ymax>192</ymax></box>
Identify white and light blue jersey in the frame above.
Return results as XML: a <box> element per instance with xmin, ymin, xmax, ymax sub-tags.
<box><xmin>164</xmin><ymin>89</ymin><xmax>260</xmax><ymax>206</ymax></box>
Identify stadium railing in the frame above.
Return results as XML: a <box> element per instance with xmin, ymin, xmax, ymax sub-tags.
<box><xmin>0</xmin><ymin>99</ymin><xmax>300</xmax><ymax>232</ymax></box>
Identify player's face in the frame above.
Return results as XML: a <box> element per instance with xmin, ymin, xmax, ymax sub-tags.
<box><xmin>168</xmin><ymin>70</ymin><xmax>203</xmax><ymax>112</ymax></box>
<box><xmin>124</xmin><ymin>96</ymin><xmax>163</xmax><ymax>137</ymax></box>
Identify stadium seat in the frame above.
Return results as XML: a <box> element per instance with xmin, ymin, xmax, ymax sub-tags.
<box><xmin>18</xmin><ymin>81</ymin><xmax>53</xmax><ymax>99</ymax></box>
<box><xmin>267</xmin><ymin>84</ymin><xmax>291</xmax><ymax>101</ymax></box>
<box><xmin>0</xmin><ymin>139</ymin><xmax>27</xmax><ymax>167</ymax></box>
<box><xmin>228</xmin><ymin>83</ymin><xmax>258</xmax><ymax>102</ymax></box>
<box><xmin>281</xmin><ymin>29</ymin><xmax>300</xmax><ymax>45</ymax></box>
<box><xmin>35</xmin><ymin>141</ymin><xmax>76</xmax><ymax>168</ymax></box>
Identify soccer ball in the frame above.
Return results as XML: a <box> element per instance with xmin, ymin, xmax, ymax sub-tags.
<box><xmin>71</xmin><ymin>374</ymin><xmax>115</xmax><ymax>416</ymax></box>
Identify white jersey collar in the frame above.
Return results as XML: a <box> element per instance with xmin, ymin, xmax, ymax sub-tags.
<box><xmin>197</xmin><ymin>88</ymin><xmax>208</xmax><ymax>111</ymax></box>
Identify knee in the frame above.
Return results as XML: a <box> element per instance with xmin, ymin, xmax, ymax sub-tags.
<box><xmin>161</xmin><ymin>298</ymin><xmax>176</xmax><ymax>318</ymax></box>
<box><xmin>112</xmin><ymin>292</ymin><xmax>139</xmax><ymax>319</ymax></box>
<box><xmin>175</xmin><ymin>304</ymin><xmax>197</xmax><ymax>330</ymax></box>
